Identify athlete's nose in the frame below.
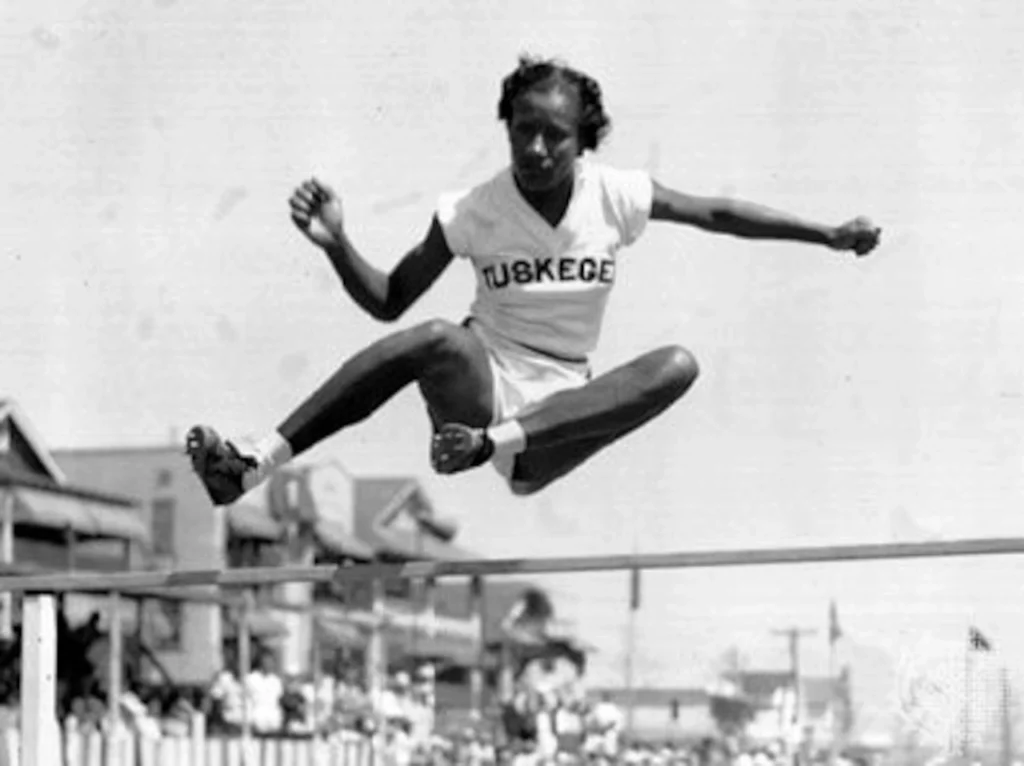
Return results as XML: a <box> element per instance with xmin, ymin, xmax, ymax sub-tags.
<box><xmin>525</xmin><ymin>132</ymin><xmax>547</xmax><ymax>158</ymax></box>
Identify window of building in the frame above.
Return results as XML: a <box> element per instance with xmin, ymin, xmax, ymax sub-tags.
<box><xmin>151</xmin><ymin>498</ymin><xmax>176</xmax><ymax>558</ymax></box>
<box><xmin>385</xmin><ymin>577</ymin><xmax>411</xmax><ymax>600</ymax></box>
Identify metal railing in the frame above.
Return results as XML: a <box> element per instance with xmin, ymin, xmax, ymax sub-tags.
<box><xmin>3</xmin><ymin>536</ymin><xmax>1024</xmax><ymax>764</ymax></box>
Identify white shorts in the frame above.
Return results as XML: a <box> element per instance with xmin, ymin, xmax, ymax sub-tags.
<box><xmin>466</xmin><ymin>320</ymin><xmax>591</xmax><ymax>481</ymax></box>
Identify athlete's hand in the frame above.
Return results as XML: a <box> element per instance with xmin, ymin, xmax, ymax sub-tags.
<box><xmin>289</xmin><ymin>177</ymin><xmax>346</xmax><ymax>249</ymax></box>
<box><xmin>829</xmin><ymin>216</ymin><xmax>881</xmax><ymax>257</ymax></box>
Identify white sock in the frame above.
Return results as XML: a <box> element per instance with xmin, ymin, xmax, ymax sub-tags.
<box><xmin>242</xmin><ymin>431</ymin><xmax>294</xmax><ymax>491</ymax></box>
<box><xmin>486</xmin><ymin>420</ymin><xmax>526</xmax><ymax>458</ymax></box>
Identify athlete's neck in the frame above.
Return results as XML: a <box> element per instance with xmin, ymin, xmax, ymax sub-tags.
<box><xmin>514</xmin><ymin>171</ymin><xmax>575</xmax><ymax>228</ymax></box>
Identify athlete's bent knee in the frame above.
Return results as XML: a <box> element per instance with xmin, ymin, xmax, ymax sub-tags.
<box><xmin>413</xmin><ymin>319</ymin><xmax>470</xmax><ymax>361</ymax></box>
<box><xmin>655</xmin><ymin>345</ymin><xmax>700</xmax><ymax>399</ymax></box>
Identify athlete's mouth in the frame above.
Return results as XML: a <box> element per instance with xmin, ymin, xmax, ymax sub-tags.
<box><xmin>516</xmin><ymin>163</ymin><xmax>554</xmax><ymax>182</ymax></box>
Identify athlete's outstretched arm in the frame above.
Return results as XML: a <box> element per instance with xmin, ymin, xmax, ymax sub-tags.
<box><xmin>289</xmin><ymin>178</ymin><xmax>455</xmax><ymax>321</ymax></box>
<box><xmin>322</xmin><ymin>218</ymin><xmax>454</xmax><ymax>322</ymax></box>
<box><xmin>649</xmin><ymin>180</ymin><xmax>881</xmax><ymax>256</ymax></box>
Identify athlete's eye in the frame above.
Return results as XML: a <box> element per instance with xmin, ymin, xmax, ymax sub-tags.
<box><xmin>544</xmin><ymin>127</ymin><xmax>570</xmax><ymax>145</ymax></box>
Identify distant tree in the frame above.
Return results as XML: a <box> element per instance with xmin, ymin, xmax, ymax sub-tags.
<box><xmin>709</xmin><ymin>693</ymin><xmax>755</xmax><ymax>737</ymax></box>
<box><xmin>0</xmin><ymin>611</ymin><xmax>106</xmax><ymax>711</ymax></box>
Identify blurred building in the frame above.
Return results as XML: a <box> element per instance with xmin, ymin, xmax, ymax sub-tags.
<box><xmin>50</xmin><ymin>443</ymin><xmax>505</xmax><ymax>688</ymax></box>
<box><xmin>0</xmin><ymin>399</ymin><xmax>148</xmax><ymax>638</ymax></box>
<box><xmin>583</xmin><ymin>672</ymin><xmax>852</xmax><ymax>746</ymax></box>
<box><xmin>52</xmin><ymin>442</ymin><xmax>229</xmax><ymax>682</ymax></box>
<box><xmin>720</xmin><ymin>669</ymin><xmax>851</xmax><ymax>748</ymax></box>
<box><xmin>2</xmin><ymin>395</ymin><xmax>556</xmax><ymax>711</ymax></box>
<box><xmin>589</xmin><ymin>686</ymin><xmax>714</xmax><ymax>743</ymax></box>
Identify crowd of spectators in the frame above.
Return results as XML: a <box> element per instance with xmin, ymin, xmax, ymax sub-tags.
<box><xmin>203</xmin><ymin>649</ymin><xmax>439</xmax><ymax>753</ymax></box>
<box><xmin>0</xmin><ymin>613</ymin><xmax>883</xmax><ymax>766</ymax></box>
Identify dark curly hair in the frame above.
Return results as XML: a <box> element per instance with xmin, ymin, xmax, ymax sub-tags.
<box><xmin>497</xmin><ymin>55</ymin><xmax>612</xmax><ymax>152</ymax></box>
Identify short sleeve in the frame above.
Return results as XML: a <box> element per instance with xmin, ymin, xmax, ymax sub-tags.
<box><xmin>602</xmin><ymin>167</ymin><xmax>653</xmax><ymax>246</ymax></box>
<box><xmin>435</xmin><ymin>189</ymin><xmax>473</xmax><ymax>257</ymax></box>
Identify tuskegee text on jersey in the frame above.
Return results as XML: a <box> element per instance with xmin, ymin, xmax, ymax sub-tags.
<box><xmin>479</xmin><ymin>254</ymin><xmax>615</xmax><ymax>290</ymax></box>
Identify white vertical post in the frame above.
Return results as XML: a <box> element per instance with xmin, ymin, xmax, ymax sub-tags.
<box><xmin>107</xmin><ymin>591</ymin><xmax>125</xmax><ymax>766</ymax></box>
<box><xmin>366</xmin><ymin>578</ymin><xmax>385</xmax><ymax>702</ymax></box>
<box><xmin>108</xmin><ymin>591</ymin><xmax>123</xmax><ymax>731</ymax></box>
<box><xmin>225</xmin><ymin>738</ymin><xmax>242</xmax><ymax>766</ymax></box>
<box><xmin>422</xmin><ymin>576</ymin><xmax>437</xmax><ymax>732</ymax></box>
<box><xmin>310</xmin><ymin>616</ymin><xmax>322</xmax><ymax>766</ymax></box>
<box><xmin>239</xmin><ymin>588</ymin><xmax>254</xmax><ymax>761</ymax></box>
<box><xmin>366</xmin><ymin>576</ymin><xmax>386</xmax><ymax>763</ymax></box>
<box><xmin>20</xmin><ymin>594</ymin><xmax>60</xmax><ymax>765</ymax></box>
<box><xmin>63</xmin><ymin>716</ymin><xmax>81</xmax><ymax>766</ymax></box>
<box><xmin>190</xmin><ymin>711</ymin><xmax>206</xmax><ymax>766</ymax></box>
<box><xmin>85</xmin><ymin>730</ymin><xmax>102</xmax><ymax>766</ymax></box>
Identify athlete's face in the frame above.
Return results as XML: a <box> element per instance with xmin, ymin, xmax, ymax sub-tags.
<box><xmin>508</xmin><ymin>84</ymin><xmax>582</xmax><ymax>194</ymax></box>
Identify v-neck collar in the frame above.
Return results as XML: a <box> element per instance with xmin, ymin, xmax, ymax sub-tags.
<box><xmin>506</xmin><ymin>160</ymin><xmax>583</xmax><ymax>234</ymax></box>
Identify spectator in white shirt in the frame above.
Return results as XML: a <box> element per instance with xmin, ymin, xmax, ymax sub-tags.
<box><xmin>376</xmin><ymin>671</ymin><xmax>412</xmax><ymax>722</ymax></box>
<box><xmin>411</xmin><ymin>664</ymin><xmax>436</xmax><ymax>746</ymax></box>
<box><xmin>314</xmin><ymin>674</ymin><xmax>335</xmax><ymax>730</ymax></box>
<box><xmin>208</xmin><ymin>665</ymin><xmax>244</xmax><ymax>730</ymax></box>
<box><xmin>245</xmin><ymin>651</ymin><xmax>284</xmax><ymax>734</ymax></box>
<box><xmin>588</xmin><ymin>693</ymin><xmax>624</xmax><ymax>758</ymax></box>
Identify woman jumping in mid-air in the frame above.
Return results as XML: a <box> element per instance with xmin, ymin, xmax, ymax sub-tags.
<box><xmin>186</xmin><ymin>55</ymin><xmax>881</xmax><ymax>504</ymax></box>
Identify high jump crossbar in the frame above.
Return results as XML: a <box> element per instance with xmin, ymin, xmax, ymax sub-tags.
<box><xmin>2</xmin><ymin>536</ymin><xmax>1024</xmax><ymax>594</ymax></box>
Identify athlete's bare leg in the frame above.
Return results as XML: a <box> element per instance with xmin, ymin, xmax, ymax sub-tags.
<box><xmin>280</xmin><ymin>319</ymin><xmax>494</xmax><ymax>453</ymax></box>
<box><xmin>510</xmin><ymin>346</ymin><xmax>698</xmax><ymax>494</ymax></box>
<box><xmin>186</xmin><ymin>319</ymin><xmax>493</xmax><ymax>505</ymax></box>
<box><xmin>433</xmin><ymin>346</ymin><xmax>698</xmax><ymax>494</ymax></box>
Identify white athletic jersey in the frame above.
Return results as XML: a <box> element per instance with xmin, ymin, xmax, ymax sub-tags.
<box><xmin>436</xmin><ymin>159</ymin><xmax>653</xmax><ymax>361</ymax></box>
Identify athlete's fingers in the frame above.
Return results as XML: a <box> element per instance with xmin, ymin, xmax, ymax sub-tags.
<box><xmin>290</xmin><ymin>203</ymin><xmax>311</xmax><ymax>222</ymax></box>
<box><xmin>854</xmin><ymin>233</ymin><xmax>877</xmax><ymax>256</ymax></box>
<box><xmin>288</xmin><ymin>192</ymin><xmax>311</xmax><ymax>210</ymax></box>
<box><xmin>310</xmin><ymin>177</ymin><xmax>335</xmax><ymax>201</ymax></box>
<box><xmin>299</xmin><ymin>179</ymin><xmax>323</xmax><ymax>203</ymax></box>
<box><xmin>289</xmin><ymin>198</ymin><xmax>312</xmax><ymax>220</ymax></box>
<box><xmin>293</xmin><ymin>186</ymin><xmax>317</xmax><ymax>207</ymax></box>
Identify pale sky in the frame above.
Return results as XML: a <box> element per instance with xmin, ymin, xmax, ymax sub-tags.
<box><xmin>4</xmin><ymin>0</ymin><xmax>1024</xmax><ymax>731</ymax></box>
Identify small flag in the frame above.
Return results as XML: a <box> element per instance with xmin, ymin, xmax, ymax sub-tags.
<box><xmin>969</xmin><ymin>626</ymin><xmax>992</xmax><ymax>652</ymax></box>
<box><xmin>829</xmin><ymin>600</ymin><xmax>843</xmax><ymax>645</ymax></box>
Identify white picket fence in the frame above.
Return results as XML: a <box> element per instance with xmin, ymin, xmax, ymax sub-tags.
<box><xmin>0</xmin><ymin>722</ymin><xmax>375</xmax><ymax>766</ymax></box>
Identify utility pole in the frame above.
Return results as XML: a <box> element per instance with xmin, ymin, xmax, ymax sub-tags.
<box><xmin>773</xmin><ymin>627</ymin><xmax>818</xmax><ymax>761</ymax></box>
